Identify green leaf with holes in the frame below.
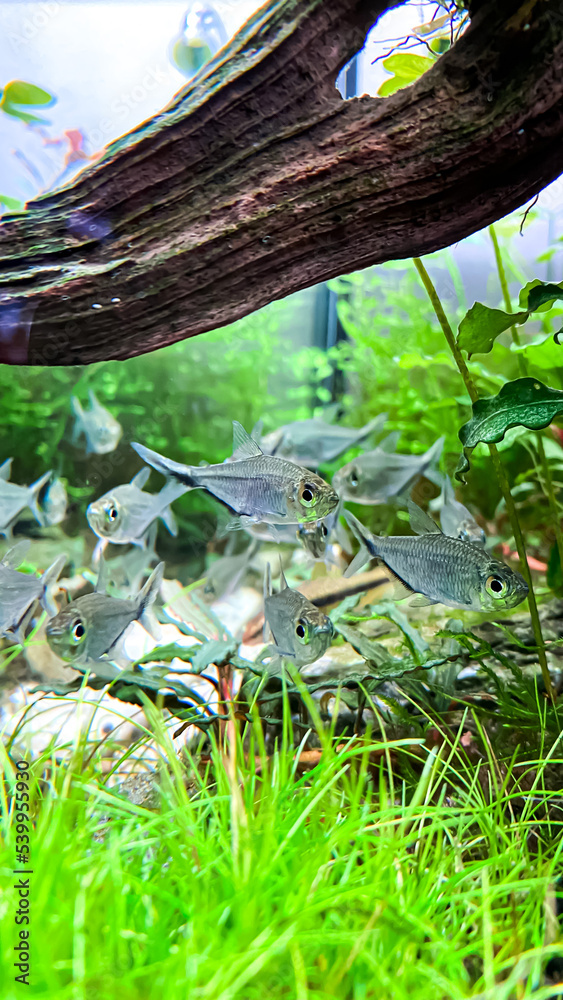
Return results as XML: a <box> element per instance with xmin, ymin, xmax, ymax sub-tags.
<box><xmin>378</xmin><ymin>54</ymin><xmax>434</xmax><ymax>97</ymax></box>
<box><xmin>457</xmin><ymin>302</ymin><xmax>529</xmax><ymax>356</ymax></box>
<box><xmin>455</xmin><ymin>378</ymin><xmax>563</xmax><ymax>481</ymax></box>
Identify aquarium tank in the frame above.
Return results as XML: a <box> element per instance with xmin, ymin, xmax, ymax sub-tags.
<box><xmin>1</xmin><ymin>1</ymin><xmax>563</xmax><ymax>997</ymax></box>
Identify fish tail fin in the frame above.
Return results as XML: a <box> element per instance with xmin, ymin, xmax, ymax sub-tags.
<box><xmin>425</xmin><ymin>435</ymin><xmax>445</xmax><ymax>469</ymax></box>
<box><xmin>28</xmin><ymin>470</ymin><xmax>53</xmax><ymax>525</ymax></box>
<box><xmin>422</xmin><ymin>436</ymin><xmax>446</xmax><ymax>488</ymax></box>
<box><xmin>131</xmin><ymin>442</ymin><xmax>196</xmax><ymax>488</ymax></box>
<box><xmin>137</xmin><ymin>561</ymin><xmax>164</xmax><ymax>636</ymax></box>
<box><xmin>39</xmin><ymin>554</ymin><xmax>66</xmax><ymax>616</ymax></box>
<box><xmin>361</xmin><ymin>412</ymin><xmax>388</xmax><ymax>441</ymax></box>
<box><xmin>342</xmin><ymin>509</ymin><xmax>379</xmax><ymax>578</ymax></box>
<box><xmin>2</xmin><ymin>539</ymin><xmax>31</xmax><ymax>568</ymax></box>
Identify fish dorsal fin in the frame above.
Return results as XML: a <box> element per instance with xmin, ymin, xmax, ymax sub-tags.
<box><xmin>278</xmin><ymin>557</ymin><xmax>289</xmax><ymax>591</ymax></box>
<box><xmin>2</xmin><ymin>539</ymin><xmax>31</xmax><ymax>568</ymax></box>
<box><xmin>408</xmin><ymin>499</ymin><xmax>442</xmax><ymax>535</ymax></box>
<box><xmin>88</xmin><ymin>389</ymin><xmax>101</xmax><ymax>410</ymax></box>
<box><xmin>70</xmin><ymin>396</ymin><xmax>84</xmax><ymax>418</ymax></box>
<box><xmin>95</xmin><ymin>557</ymin><xmax>109</xmax><ymax>594</ymax></box>
<box><xmin>231</xmin><ymin>421</ymin><xmax>263</xmax><ymax>461</ymax></box>
<box><xmin>379</xmin><ymin>431</ymin><xmax>401</xmax><ymax>454</ymax></box>
<box><xmin>0</xmin><ymin>458</ymin><xmax>13</xmax><ymax>481</ymax></box>
<box><xmin>442</xmin><ymin>474</ymin><xmax>455</xmax><ymax>504</ymax></box>
<box><xmin>131</xmin><ymin>467</ymin><xmax>150</xmax><ymax>489</ymax></box>
<box><xmin>263</xmin><ymin>562</ymin><xmax>272</xmax><ymax>601</ymax></box>
<box><xmin>251</xmin><ymin>418</ymin><xmax>264</xmax><ymax>441</ymax></box>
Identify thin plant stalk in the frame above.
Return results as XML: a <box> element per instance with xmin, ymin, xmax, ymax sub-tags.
<box><xmin>412</xmin><ymin>256</ymin><xmax>554</xmax><ymax>701</ymax></box>
<box><xmin>489</xmin><ymin>224</ymin><xmax>563</xmax><ymax>574</ymax></box>
<box><xmin>489</xmin><ymin>224</ymin><xmax>523</xmax><ymax>351</ymax></box>
<box><xmin>536</xmin><ymin>432</ymin><xmax>563</xmax><ymax>573</ymax></box>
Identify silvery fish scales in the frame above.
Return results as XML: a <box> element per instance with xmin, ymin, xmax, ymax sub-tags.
<box><xmin>132</xmin><ymin>422</ymin><xmax>339</xmax><ymax>526</ymax></box>
<box><xmin>71</xmin><ymin>390</ymin><xmax>122</xmax><ymax>455</ymax></box>
<box><xmin>87</xmin><ymin>468</ymin><xmax>187</xmax><ymax>545</ymax></box>
<box><xmin>46</xmin><ymin>562</ymin><xmax>164</xmax><ymax>663</ymax></box>
<box><xmin>333</xmin><ymin>437</ymin><xmax>444</xmax><ymax>504</ymax></box>
<box><xmin>344</xmin><ymin>503</ymin><xmax>527</xmax><ymax>612</ymax></box>
<box><xmin>264</xmin><ymin>563</ymin><xmax>334</xmax><ymax>667</ymax></box>
<box><xmin>259</xmin><ymin>413</ymin><xmax>387</xmax><ymax>467</ymax></box>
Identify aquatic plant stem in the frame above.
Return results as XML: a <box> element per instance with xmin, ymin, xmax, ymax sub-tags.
<box><xmin>412</xmin><ymin>256</ymin><xmax>554</xmax><ymax>700</ymax></box>
<box><xmin>489</xmin><ymin>224</ymin><xmax>563</xmax><ymax>572</ymax></box>
<box><xmin>488</xmin><ymin>224</ymin><xmax>523</xmax><ymax>351</ymax></box>
<box><xmin>536</xmin><ymin>433</ymin><xmax>563</xmax><ymax>573</ymax></box>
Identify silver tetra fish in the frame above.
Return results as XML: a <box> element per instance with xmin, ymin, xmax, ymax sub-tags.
<box><xmin>438</xmin><ymin>476</ymin><xmax>486</xmax><ymax>546</ymax></box>
<box><xmin>98</xmin><ymin>523</ymin><xmax>160</xmax><ymax>599</ymax></box>
<box><xmin>45</xmin><ymin>561</ymin><xmax>164</xmax><ymax>665</ymax></box>
<box><xmin>258</xmin><ymin>413</ymin><xmax>388</xmax><ymax>468</ymax></box>
<box><xmin>86</xmin><ymin>467</ymin><xmax>188</xmax><ymax>547</ymax></box>
<box><xmin>0</xmin><ymin>541</ymin><xmax>66</xmax><ymax>643</ymax></box>
<box><xmin>343</xmin><ymin>501</ymin><xmax>528</xmax><ymax>612</ymax></box>
<box><xmin>132</xmin><ymin>421</ymin><xmax>339</xmax><ymax>528</ymax></box>
<box><xmin>71</xmin><ymin>389</ymin><xmax>122</xmax><ymax>455</ymax></box>
<box><xmin>333</xmin><ymin>436</ymin><xmax>444</xmax><ymax>505</ymax></box>
<box><xmin>0</xmin><ymin>461</ymin><xmax>52</xmax><ymax>539</ymax></box>
<box><xmin>263</xmin><ymin>561</ymin><xmax>334</xmax><ymax>667</ymax></box>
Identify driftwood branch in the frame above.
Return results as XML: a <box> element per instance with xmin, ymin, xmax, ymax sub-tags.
<box><xmin>1</xmin><ymin>0</ymin><xmax>562</xmax><ymax>365</ymax></box>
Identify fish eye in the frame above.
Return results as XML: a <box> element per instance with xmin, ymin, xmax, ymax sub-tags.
<box><xmin>299</xmin><ymin>483</ymin><xmax>319</xmax><ymax>508</ymax></box>
<box><xmin>486</xmin><ymin>575</ymin><xmax>507</xmax><ymax>597</ymax></box>
<box><xmin>321</xmin><ymin>524</ymin><xmax>328</xmax><ymax>537</ymax></box>
<box><xmin>348</xmin><ymin>468</ymin><xmax>359</xmax><ymax>488</ymax></box>
<box><xmin>103</xmin><ymin>501</ymin><xmax>119</xmax><ymax>523</ymax></box>
<box><xmin>72</xmin><ymin>620</ymin><xmax>86</xmax><ymax>644</ymax></box>
<box><xmin>295</xmin><ymin>619</ymin><xmax>310</xmax><ymax>644</ymax></box>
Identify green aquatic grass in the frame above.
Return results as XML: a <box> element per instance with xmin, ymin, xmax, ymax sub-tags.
<box><xmin>1</xmin><ymin>692</ymin><xmax>563</xmax><ymax>999</ymax></box>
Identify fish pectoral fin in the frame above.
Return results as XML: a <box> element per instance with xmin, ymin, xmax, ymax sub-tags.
<box><xmin>230</xmin><ymin>420</ymin><xmax>263</xmax><ymax>460</ymax></box>
<box><xmin>409</xmin><ymin>595</ymin><xmax>440</xmax><ymax>608</ymax></box>
<box><xmin>407</xmin><ymin>499</ymin><xmax>442</xmax><ymax>535</ymax></box>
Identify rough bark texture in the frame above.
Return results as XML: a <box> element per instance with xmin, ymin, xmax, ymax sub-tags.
<box><xmin>1</xmin><ymin>0</ymin><xmax>562</xmax><ymax>365</ymax></box>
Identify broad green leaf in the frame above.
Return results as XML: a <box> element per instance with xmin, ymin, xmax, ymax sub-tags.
<box><xmin>457</xmin><ymin>302</ymin><xmax>528</xmax><ymax>356</ymax></box>
<box><xmin>1</xmin><ymin>80</ymin><xmax>54</xmax><ymax>106</ymax></box>
<box><xmin>455</xmin><ymin>377</ymin><xmax>563</xmax><ymax>480</ymax></box>
<box><xmin>0</xmin><ymin>194</ymin><xmax>24</xmax><ymax>213</ymax></box>
<box><xmin>137</xmin><ymin>637</ymin><xmax>238</xmax><ymax>672</ymax></box>
<box><xmin>518</xmin><ymin>280</ymin><xmax>563</xmax><ymax>312</ymax></box>
<box><xmin>378</xmin><ymin>54</ymin><xmax>434</xmax><ymax>97</ymax></box>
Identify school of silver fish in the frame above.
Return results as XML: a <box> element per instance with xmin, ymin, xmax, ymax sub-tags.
<box><xmin>0</xmin><ymin>398</ymin><xmax>531</xmax><ymax>673</ymax></box>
